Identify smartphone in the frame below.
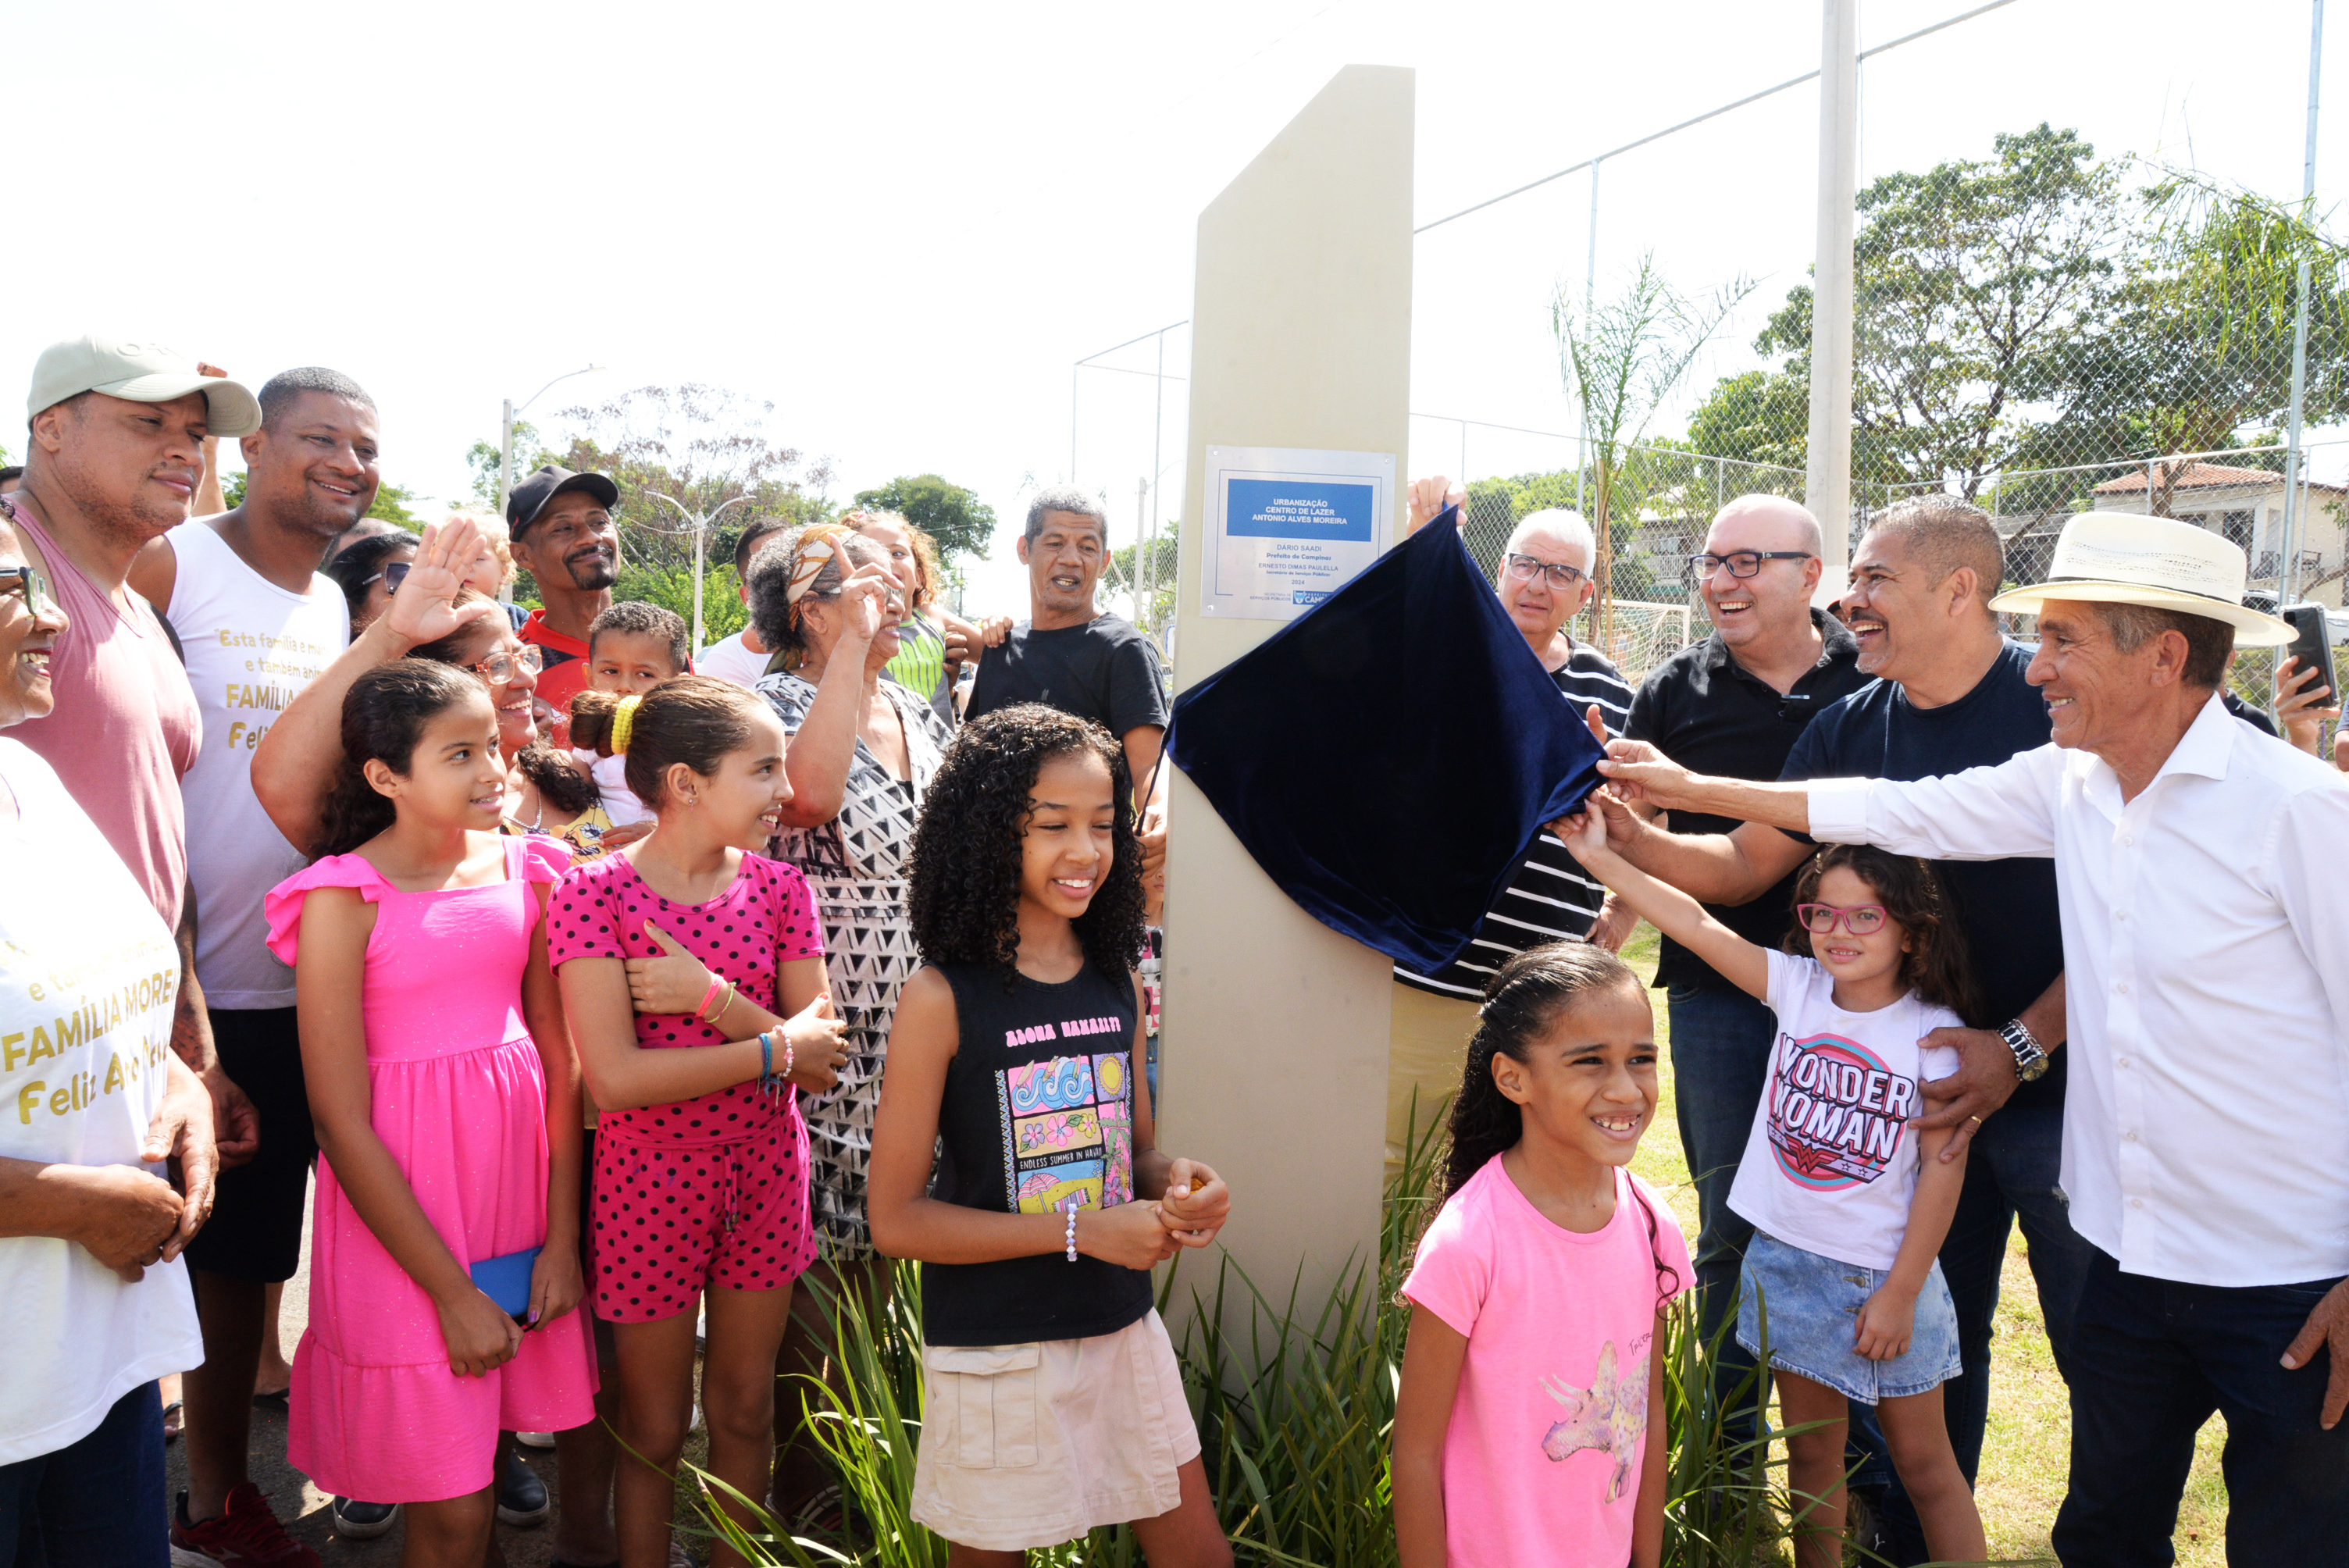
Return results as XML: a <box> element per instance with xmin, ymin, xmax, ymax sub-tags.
<box><xmin>2282</xmin><ymin>604</ymin><xmax>2338</xmax><ymax>711</ymax></box>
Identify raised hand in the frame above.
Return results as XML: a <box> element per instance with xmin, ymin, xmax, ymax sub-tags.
<box><xmin>1595</xmin><ymin>738</ymin><xmax>1700</xmax><ymax>810</ymax></box>
<box><xmin>834</xmin><ymin>561</ymin><xmax>899</xmax><ymax>643</ymax></box>
<box><xmin>626</xmin><ymin>920</ymin><xmax>717</xmax><ymax>1015</ymax></box>
<box><xmin>386</xmin><ymin>517</ymin><xmax>503</xmax><ymax>649</ymax></box>
<box><xmin>1406</xmin><ymin>476</ymin><xmax>1467</xmax><ymax>535</ymax></box>
<box><xmin>783</xmin><ymin>992</ymin><xmax>850</xmax><ymax>1094</ymax></box>
<box><xmin>2276</xmin><ymin>654</ymin><xmax>2340</xmax><ymax>757</ymax></box>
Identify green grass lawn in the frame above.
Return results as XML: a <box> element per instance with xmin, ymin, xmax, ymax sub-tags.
<box><xmin>1616</xmin><ymin>921</ymin><xmax>2230</xmax><ymax>1566</ymax></box>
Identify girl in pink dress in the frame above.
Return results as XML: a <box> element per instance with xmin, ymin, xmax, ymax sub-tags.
<box><xmin>268</xmin><ymin>659</ymin><xmax>596</xmax><ymax>1566</ymax></box>
<box><xmin>551</xmin><ymin>678</ymin><xmax>848</xmax><ymax>1568</ymax></box>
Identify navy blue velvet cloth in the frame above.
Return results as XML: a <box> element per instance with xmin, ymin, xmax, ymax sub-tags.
<box><xmin>1165</xmin><ymin>511</ymin><xmax>1607</xmax><ymax>973</ymax></box>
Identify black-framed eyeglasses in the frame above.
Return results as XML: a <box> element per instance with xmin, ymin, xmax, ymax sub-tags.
<box><xmin>364</xmin><ymin>561</ymin><xmax>412</xmax><ymax>594</ymax></box>
<box><xmin>0</xmin><ymin>564</ymin><xmax>49</xmax><ymax>612</ymax></box>
<box><xmin>470</xmin><ymin>644</ymin><xmax>545</xmax><ymax>683</ymax></box>
<box><xmin>1684</xmin><ymin>550</ymin><xmax>1816</xmax><ymax>581</ymax></box>
<box><xmin>1501</xmin><ymin>552</ymin><xmax>1588</xmax><ymax>590</ymax></box>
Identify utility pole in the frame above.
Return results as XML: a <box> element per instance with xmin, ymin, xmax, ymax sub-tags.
<box><xmin>496</xmin><ymin>363</ymin><xmax>604</xmax><ymax>529</ymax></box>
<box><xmin>641</xmin><ymin>491</ymin><xmax>754</xmax><ymax>654</ymax></box>
<box><xmin>1804</xmin><ymin>0</ymin><xmax>1860</xmax><ymax>597</ymax></box>
<box><xmin>2277</xmin><ymin>0</ymin><xmax>2326</xmax><ymax>638</ymax></box>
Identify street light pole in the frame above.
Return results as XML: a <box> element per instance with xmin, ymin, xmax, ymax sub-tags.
<box><xmin>641</xmin><ymin>490</ymin><xmax>754</xmax><ymax>654</ymax></box>
<box><xmin>1803</xmin><ymin>0</ymin><xmax>1861</xmax><ymax>597</ymax></box>
<box><xmin>496</xmin><ymin>364</ymin><xmax>606</xmax><ymax>526</ymax></box>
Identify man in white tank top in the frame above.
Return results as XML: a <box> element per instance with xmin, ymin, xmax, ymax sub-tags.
<box><xmin>127</xmin><ymin>367</ymin><xmax>367</xmax><ymax>1565</ymax></box>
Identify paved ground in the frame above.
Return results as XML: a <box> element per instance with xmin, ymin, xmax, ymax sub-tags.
<box><xmin>162</xmin><ymin>1180</ymin><xmax>593</xmax><ymax>1567</ymax></box>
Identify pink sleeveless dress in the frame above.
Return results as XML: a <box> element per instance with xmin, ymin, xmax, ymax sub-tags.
<box><xmin>265</xmin><ymin>835</ymin><xmax>597</xmax><ymax>1503</ymax></box>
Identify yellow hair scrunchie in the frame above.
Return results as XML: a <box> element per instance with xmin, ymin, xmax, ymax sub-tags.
<box><xmin>611</xmin><ymin>694</ymin><xmax>642</xmax><ymax>755</ymax></box>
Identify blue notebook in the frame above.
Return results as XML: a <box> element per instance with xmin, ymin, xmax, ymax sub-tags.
<box><xmin>469</xmin><ymin>1246</ymin><xmax>542</xmax><ymax>1320</ymax></box>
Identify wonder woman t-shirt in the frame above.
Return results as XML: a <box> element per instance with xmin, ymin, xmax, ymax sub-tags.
<box><xmin>1727</xmin><ymin>950</ymin><xmax>1962</xmax><ymax>1271</ymax></box>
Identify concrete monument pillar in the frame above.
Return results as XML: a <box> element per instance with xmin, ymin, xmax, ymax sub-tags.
<box><xmin>1160</xmin><ymin>65</ymin><xmax>1414</xmax><ymax>1311</ymax></box>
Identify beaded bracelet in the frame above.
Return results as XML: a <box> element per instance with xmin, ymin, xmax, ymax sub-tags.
<box><xmin>757</xmin><ymin>1029</ymin><xmax>796</xmax><ymax>1107</ymax></box>
<box><xmin>1064</xmin><ymin>1199</ymin><xmax>1079</xmax><ymax>1262</ymax></box>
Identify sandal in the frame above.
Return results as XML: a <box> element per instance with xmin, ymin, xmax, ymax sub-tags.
<box><xmin>160</xmin><ymin>1399</ymin><xmax>183</xmax><ymax>1443</ymax></box>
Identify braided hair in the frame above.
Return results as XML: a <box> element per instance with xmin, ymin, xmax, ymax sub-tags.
<box><xmin>1441</xmin><ymin>941</ymin><xmax>1682</xmax><ymax>1302</ymax></box>
<box><xmin>906</xmin><ymin>704</ymin><xmax>1146</xmax><ymax>985</ymax></box>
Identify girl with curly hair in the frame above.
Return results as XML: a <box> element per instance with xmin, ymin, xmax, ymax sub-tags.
<box><xmin>868</xmin><ymin>704</ymin><xmax>1234</xmax><ymax>1565</ymax></box>
<box><xmin>1392</xmin><ymin>941</ymin><xmax>1689</xmax><ymax>1568</ymax></box>
<box><xmin>1556</xmin><ymin>811</ymin><xmax>1987</xmax><ymax>1568</ymax></box>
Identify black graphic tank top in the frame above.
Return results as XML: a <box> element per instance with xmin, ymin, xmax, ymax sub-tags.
<box><xmin>923</xmin><ymin>959</ymin><xmax>1154</xmax><ymax>1347</ymax></box>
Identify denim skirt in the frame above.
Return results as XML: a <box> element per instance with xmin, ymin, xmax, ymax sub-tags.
<box><xmin>1735</xmin><ymin>1231</ymin><xmax>1962</xmax><ymax>1404</ymax></box>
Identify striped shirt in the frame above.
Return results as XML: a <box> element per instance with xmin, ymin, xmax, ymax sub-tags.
<box><xmin>882</xmin><ymin>613</ymin><xmax>954</xmax><ymax>728</ymax></box>
<box><xmin>1395</xmin><ymin>643</ymin><xmax>1634</xmax><ymax>1000</ymax></box>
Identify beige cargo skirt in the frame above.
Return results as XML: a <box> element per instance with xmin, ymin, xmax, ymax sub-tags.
<box><xmin>910</xmin><ymin>1308</ymin><xmax>1202</xmax><ymax>1551</ymax></box>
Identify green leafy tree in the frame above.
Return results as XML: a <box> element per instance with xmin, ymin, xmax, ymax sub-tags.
<box><xmin>551</xmin><ymin>384</ymin><xmax>832</xmax><ymax>579</ymax></box>
<box><xmin>465</xmin><ymin>419</ymin><xmax>552</xmax><ymax>505</ymax></box>
<box><xmin>1686</xmin><ymin>124</ymin><xmax>2122</xmax><ymax>501</ymax></box>
<box><xmin>2033</xmin><ymin>169</ymin><xmax>2349</xmax><ymax>515</ymax></box>
<box><xmin>219</xmin><ymin>470</ymin><xmax>419</xmax><ymax>529</ymax></box>
<box><xmin>852</xmin><ymin>474</ymin><xmax>998</xmax><ymax>561</ymax></box>
<box><xmin>615</xmin><ymin>562</ymin><xmax>748</xmax><ymax>643</ymax></box>
<box><xmin>365</xmin><ymin>482</ymin><xmax>419</xmax><ymax>526</ymax></box>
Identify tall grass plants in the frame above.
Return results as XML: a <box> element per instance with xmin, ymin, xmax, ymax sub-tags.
<box><xmin>689</xmin><ymin>1119</ymin><xmax>1846</xmax><ymax>1566</ymax></box>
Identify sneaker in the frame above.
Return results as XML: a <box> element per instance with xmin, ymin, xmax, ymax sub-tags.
<box><xmin>169</xmin><ymin>1483</ymin><xmax>323</xmax><ymax>1567</ymax></box>
<box><xmin>497</xmin><ymin>1450</ymin><xmax>551</xmax><ymax>1527</ymax></box>
<box><xmin>330</xmin><ymin>1498</ymin><xmax>400</xmax><ymax>1540</ymax></box>
<box><xmin>514</xmin><ymin>1429</ymin><xmax>557</xmax><ymax>1449</ymax></box>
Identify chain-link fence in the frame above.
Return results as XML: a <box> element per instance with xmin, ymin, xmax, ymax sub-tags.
<box><xmin>1067</xmin><ymin>30</ymin><xmax>2349</xmax><ymax>740</ymax></box>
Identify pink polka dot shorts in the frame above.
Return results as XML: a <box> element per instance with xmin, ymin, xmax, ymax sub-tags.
<box><xmin>589</xmin><ymin>1110</ymin><xmax>820</xmax><ymax>1322</ymax></box>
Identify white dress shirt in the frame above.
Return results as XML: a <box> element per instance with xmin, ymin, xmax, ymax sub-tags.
<box><xmin>1808</xmin><ymin>692</ymin><xmax>2349</xmax><ymax>1288</ymax></box>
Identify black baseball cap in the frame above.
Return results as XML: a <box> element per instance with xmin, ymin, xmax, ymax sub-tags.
<box><xmin>508</xmin><ymin>464</ymin><xmax>620</xmax><ymax>539</ymax></box>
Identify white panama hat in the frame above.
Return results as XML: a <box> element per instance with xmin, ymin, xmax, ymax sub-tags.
<box><xmin>1987</xmin><ymin>511</ymin><xmax>2293</xmax><ymax>647</ymax></box>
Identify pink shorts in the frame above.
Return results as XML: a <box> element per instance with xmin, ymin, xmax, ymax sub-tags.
<box><xmin>589</xmin><ymin>1117</ymin><xmax>818</xmax><ymax>1323</ymax></box>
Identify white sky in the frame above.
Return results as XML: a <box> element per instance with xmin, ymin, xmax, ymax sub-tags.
<box><xmin>9</xmin><ymin>0</ymin><xmax>2344</xmax><ymax>617</ymax></box>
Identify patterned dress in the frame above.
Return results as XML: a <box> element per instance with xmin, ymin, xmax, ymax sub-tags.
<box><xmin>756</xmin><ymin>670</ymin><xmax>954</xmax><ymax>1258</ymax></box>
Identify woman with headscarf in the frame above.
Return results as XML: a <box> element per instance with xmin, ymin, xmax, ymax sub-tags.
<box><xmin>748</xmin><ymin>522</ymin><xmax>953</xmax><ymax>1519</ymax></box>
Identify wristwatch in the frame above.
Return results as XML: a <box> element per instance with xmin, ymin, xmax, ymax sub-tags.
<box><xmin>1999</xmin><ymin>1018</ymin><xmax>2051</xmax><ymax>1082</ymax></box>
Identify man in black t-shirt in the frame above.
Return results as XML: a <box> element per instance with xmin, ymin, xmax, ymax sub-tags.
<box><xmin>1604</xmin><ymin>496</ymin><xmax>2088</xmax><ymax>1556</ymax></box>
<box><xmin>968</xmin><ymin>486</ymin><xmax>1171</xmax><ymax>786</ymax></box>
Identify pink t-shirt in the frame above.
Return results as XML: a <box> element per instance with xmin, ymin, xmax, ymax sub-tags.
<box><xmin>2</xmin><ymin>494</ymin><xmax>200</xmax><ymax>927</ymax></box>
<box><xmin>1402</xmin><ymin>1156</ymin><xmax>1691</xmax><ymax>1568</ymax></box>
<box><xmin>547</xmin><ymin>849</ymin><xmax>822</xmax><ymax>1146</ymax></box>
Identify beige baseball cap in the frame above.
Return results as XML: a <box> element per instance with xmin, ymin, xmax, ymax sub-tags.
<box><xmin>26</xmin><ymin>334</ymin><xmax>262</xmax><ymax>436</ymax></box>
